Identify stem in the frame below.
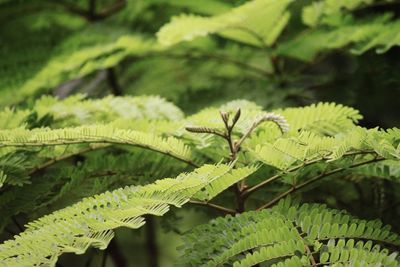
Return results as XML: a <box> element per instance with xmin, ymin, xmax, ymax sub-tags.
<box><xmin>108</xmin><ymin>239</ymin><xmax>127</xmax><ymax>267</ymax></box>
<box><xmin>189</xmin><ymin>200</ymin><xmax>236</xmax><ymax>215</ymax></box>
<box><xmin>1</xmin><ymin>141</ymin><xmax>199</xmax><ymax>168</ymax></box>
<box><xmin>28</xmin><ymin>146</ymin><xmax>101</xmax><ymax>175</ymax></box>
<box><xmin>145</xmin><ymin>216</ymin><xmax>159</xmax><ymax>267</ymax></box>
<box><xmin>88</xmin><ymin>0</ymin><xmax>96</xmax><ymax>19</ymax></box>
<box><xmin>156</xmin><ymin>52</ymin><xmax>272</xmax><ymax>78</ymax></box>
<box><xmin>12</xmin><ymin>216</ymin><xmax>23</xmax><ymax>232</ymax></box>
<box><xmin>55</xmin><ymin>0</ymin><xmax>125</xmax><ymax>21</ymax></box>
<box><xmin>107</xmin><ymin>67</ymin><xmax>123</xmax><ymax>96</ymax></box>
<box><xmin>293</xmin><ymin>225</ymin><xmax>317</xmax><ymax>267</ymax></box>
<box><xmin>101</xmin><ymin>249</ymin><xmax>108</xmax><ymax>267</ymax></box>
<box><xmin>257</xmin><ymin>157</ymin><xmax>385</xmax><ymax>210</ymax></box>
<box><xmin>242</xmin><ymin>150</ymin><xmax>377</xmax><ymax>198</ymax></box>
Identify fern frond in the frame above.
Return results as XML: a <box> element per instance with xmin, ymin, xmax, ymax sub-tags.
<box><xmin>0</xmin><ymin>108</ymin><xmax>30</xmax><ymax>129</ymax></box>
<box><xmin>33</xmin><ymin>94</ymin><xmax>184</xmax><ymax>126</ymax></box>
<box><xmin>277</xmin><ymin>102</ymin><xmax>362</xmax><ymax>135</ymax></box>
<box><xmin>178</xmin><ymin>198</ymin><xmax>400</xmax><ymax>266</ymax></box>
<box><xmin>157</xmin><ymin>0</ymin><xmax>292</xmax><ymax>47</ymax></box>
<box><xmin>193</xmin><ymin>165</ymin><xmax>258</xmax><ymax>201</ymax></box>
<box><xmin>251</xmin><ymin>126</ymin><xmax>399</xmax><ymax>171</ymax></box>
<box><xmin>0</xmin><ymin>164</ymin><xmax>231</xmax><ymax>266</ymax></box>
<box><xmin>302</xmin><ymin>0</ymin><xmax>394</xmax><ymax>27</ymax></box>
<box><xmin>277</xmin><ymin>14</ymin><xmax>400</xmax><ymax>61</ymax></box>
<box><xmin>0</xmin><ymin>31</ymin><xmax>156</xmax><ymax>106</ymax></box>
<box><xmin>0</xmin><ymin>125</ymin><xmax>194</xmax><ymax>166</ymax></box>
<box><xmin>0</xmin><ymin>153</ymin><xmax>31</xmax><ymax>186</ymax></box>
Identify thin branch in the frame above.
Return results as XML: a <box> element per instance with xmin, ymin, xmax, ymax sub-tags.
<box><xmin>107</xmin><ymin>239</ymin><xmax>127</xmax><ymax>267</ymax></box>
<box><xmin>106</xmin><ymin>67</ymin><xmax>123</xmax><ymax>96</ymax></box>
<box><xmin>54</xmin><ymin>0</ymin><xmax>125</xmax><ymax>21</ymax></box>
<box><xmin>189</xmin><ymin>200</ymin><xmax>236</xmax><ymax>215</ymax></box>
<box><xmin>96</xmin><ymin>0</ymin><xmax>125</xmax><ymax>19</ymax></box>
<box><xmin>145</xmin><ymin>216</ymin><xmax>159</xmax><ymax>267</ymax></box>
<box><xmin>12</xmin><ymin>216</ymin><xmax>23</xmax><ymax>232</ymax></box>
<box><xmin>88</xmin><ymin>0</ymin><xmax>97</xmax><ymax>20</ymax></box>
<box><xmin>1</xmin><ymin>141</ymin><xmax>199</xmax><ymax>168</ymax></box>
<box><xmin>257</xmin><ymin>157</ymin><xmax>385</xmax><ymax>210</ymax></box>
<box><xmin>28</xmin><ymin>146</ymin><xmax>102</xmax><ymax>175</ymax></box>
<box><xmin>242</xmin><ymin>150</ymin><xmax>377</xmax><ymax>198</ymax></box>
<box><xmin>155</xmin><ymin>52</ymin><xmax>272</xmax><ymax>78</ymax></box>
<box><xmin>293</xmin><ymin>226</ymin><xmax>317</xmax><ymax>267</ymax></box>
<box><xmin>101</xmin><ymin>249</ymin><xmax>108</xmax><ymax>267</ymax></box>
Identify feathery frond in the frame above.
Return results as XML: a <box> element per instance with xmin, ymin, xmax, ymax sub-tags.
<box><xmin>178</xmin><ymin>197</ymin><xmax>400</xmax><ymax>267</ymax></box>
<box><xmin>157</xmin><ymin>0</ymin><xmax>292</xmax><ymax>47</ymax></box>
<box><xmin>0</xmin><ymin>164</ymin><xmax>231</xmax><ymax>266</ymax></box>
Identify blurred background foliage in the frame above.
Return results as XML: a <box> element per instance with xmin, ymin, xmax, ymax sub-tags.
<box><xmin>0</xmin><ymin>0</ymin><xmax>400</xmax><ymax>266</ymax></box>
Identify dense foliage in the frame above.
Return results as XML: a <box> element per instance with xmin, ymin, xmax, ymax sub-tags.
<box><xmin>0</xmin><ymin>0</ymin><xmax>399</xmax><ymax>266</ymax></box>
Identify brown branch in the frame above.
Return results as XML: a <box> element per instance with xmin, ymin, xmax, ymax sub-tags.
<box><xmin>257</xmin><ymin>157</ymin><xmax>386</xmax><ymax>210</ymax></box>
<box><xmin>107</xmin><ymin>67</ymin><xmax>123</xmax><ymax>96</ymax></box>
<box><xmin>2</xmin><ymin>140</ymin><xmax>199</xmax><ymax>168</ymax></box>
<box><xmin>28</xmin><ymin>146</ymin><xmax>101</xmax><ymax>176</ymax></box>
<box><xmin>189</xmin><ymin>200</ymin><xmax>236</xmax><ymax>215</ymax></box>
<box><xmin>55</xmin><ymin>0</ymin><xmax>125</xmax><ymax>21</ymax></box>
<box><xmin>96</xmin><ymin>0</ymin><xmax>125</xmax><ymax>19</ymax></box>
<box><xmin>242</xmin><ymin>150</ymin><xmax>377</xmax><ymax>199</ymax></box>
<box><xmin>293</xmin><ymin>226</ymin><xmax>317</xmax><ymax>267</ymax></box>
<box><xmin>155</xmin><ymin>52</ymin><xmax>272</xmax><ymax>78</ymax></box>
<box><xmin>107</xmin><ymin>239</ymin><xmax>127</xmax><ymax>267</ymax></box>
<box><xmin>145</xmin><ymin>216</ymin><xmax>159</xmax><ymax>267</ymax></box>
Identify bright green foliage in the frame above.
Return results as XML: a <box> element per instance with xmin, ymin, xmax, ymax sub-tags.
<box><xmin>157</xmin><ymin>0</ymin><xmax>292</xmax><ymax>47</ymax></box>
<box><xmin>0</xmin><ymin>125</ymin><xmax>193</xmax><ymax>164</ymax></box>
<box><xmin>302</xmin><ymin>0</ymin><xmax>393</xmax><ymax>27</ymax></box>
<box><xmin>0</xmin><ymin>164</ymin><xmax>235</xmax><ymax>266</ymax></box>
<box><xmin>0</xmin><ymin>95</ymin><xmax>400</xmax><ymax>266</ymax></box>
<box><xmin>1</xmin><ymin>0</ymin><xmax>400</xmax><ymax>266</ymax></box>
<box><xmin>178</xmin><ymin>198</ymin><xmax>400</xmax><ymax>266</ymax></box>
<box><xmin>32</xmin><ymin>94</ymin><xmax>184</xmax><ymax>125</ymax></box>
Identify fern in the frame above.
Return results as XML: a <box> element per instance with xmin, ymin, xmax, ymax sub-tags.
<box><xmin>178</xmin><ymin>197</ymin><xmax>400</xmax><ymax>267</ymax></box>
<box><xmin>0</xmin><ymin>33</ymin><xmax>156</xmax><ymax>107</ymax></box>
<box><xmin>0</xmin><ymin>125</ymin><xmax>194</xmax><ymax>165</ymax></box>
<box><xmin>157</xmin><ymin>0</ymin><xmax>292</xmax><ymax>47</ymax></box>
<box><xmin>0</xmin><ymin>164</ymin><xmax>235</xmax><ymax>266</ymax></box>
<box><xmin>302</xmin><ymin>0</ymin><xmax>394</xmax><ymax>27</ymax></box>
<box><xmin>32</xmin><ymin>94</ymin><xmax>184</xmax><ymax>126</ymax></box>
<box><xmin>1</xmin><ymin>1</ymin><xmax>400</xmax><ymax>265</ymax></box>
<box><xmin>0</xmin><ymin>98</ymin><xmax>400</xmax><ymax>266</ymax></box>
<box><xmin>277</xmin><ymin>14</ymin><xmax>400</xmax><ymax>61</ymax></box>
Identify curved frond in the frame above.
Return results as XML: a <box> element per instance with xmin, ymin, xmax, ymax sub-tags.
<box><xmin>193</xmin><ymin>165</ymin><xmax>259</xmax><ymax>201</ymax></box>
<box><xmin>302</xmin><ymin>0</ymin><xmax>393</xmax><ymax>27</ymax></box>
<box><xmin>157</xmin><ymin>0</ymin><xmax>292</xmax><ymax>47</ymax></box>
<box><xmin>0</xmin><ymin>125</ymin><xmax>194</xmax><ymax>165</ymax></box>
<box><xmin>278</xmin><ymin>14</ymin><xmax>400</xmax><ymax>61</ymax></box>
<box><xmin>33</xmin><ymin>94</ymin><xmax>184</xmax><ymax>126</ymax></box>
<box><xmin>0</xmin><ymin>29</ymin><xmax>157</xmax><ymax>106</ymax></box>
<box><xmin>178</xmin><ymin>198</ymin><xmax>400</xmax><ymax>266</ymax></box>
<box><xmin>0</xmin><ymin>164</ymin><xmax>231</xmax><ymax>266</ymax></box>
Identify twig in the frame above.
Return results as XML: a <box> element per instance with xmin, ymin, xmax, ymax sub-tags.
<box><xmin>242</xmin><ymin>150</ymin><xmax>377</xmax><ymax>198</ymax></box>
<box><xmin>28</xmin><ymin>146</ymin><xmax>101</xmax><ymax>175</ymax></box>
<box><xmin>145</xmin><ymin>216</ymin><xmax>159</xmax><ymax>267</ymax></box>
<box><xmin>101</xmin><ymin>248</ymin><xmax>108</xmax><ymax>267</ymax></box>
<box><xmin>55</xmin><ymin>0</ymin><xmax>125</xmax><ymax>21</ymax></box>
<box><xmin>107</xmin><ymin>67</ymin><xmax>123</xmax><ymax>96</ymax></box>
<box><xmin>257</xmin><ymin>157</ymin><xmax>385</xmax><ymax>210</ymax></box>
<box><xmin>2</xmin><ymin>141</ymin><xmax>199</xmax><ymax>169</ymax></box>
<box><xmin>11</xmin><ymin>216</ymin><xmax>23</xmax><ymax>232</ymax></box>
<box><xmin>189</xmin><ymin>200</ymin><xmax>236</xmax><ymax>215</ymax></box>
<box><xmin>107</xmin><ymin>239</ymin><xmax>127</xmax><ymax>267</ymax></box>
<box><xmin>156</xmin><ymin>52</ymin><xmax>272</xmax><ymax>78</ymax></box>
<box><xmin>294</xmin><ymin>226</ymin><xmax>317</xmax><ymax>267</ymax></box>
